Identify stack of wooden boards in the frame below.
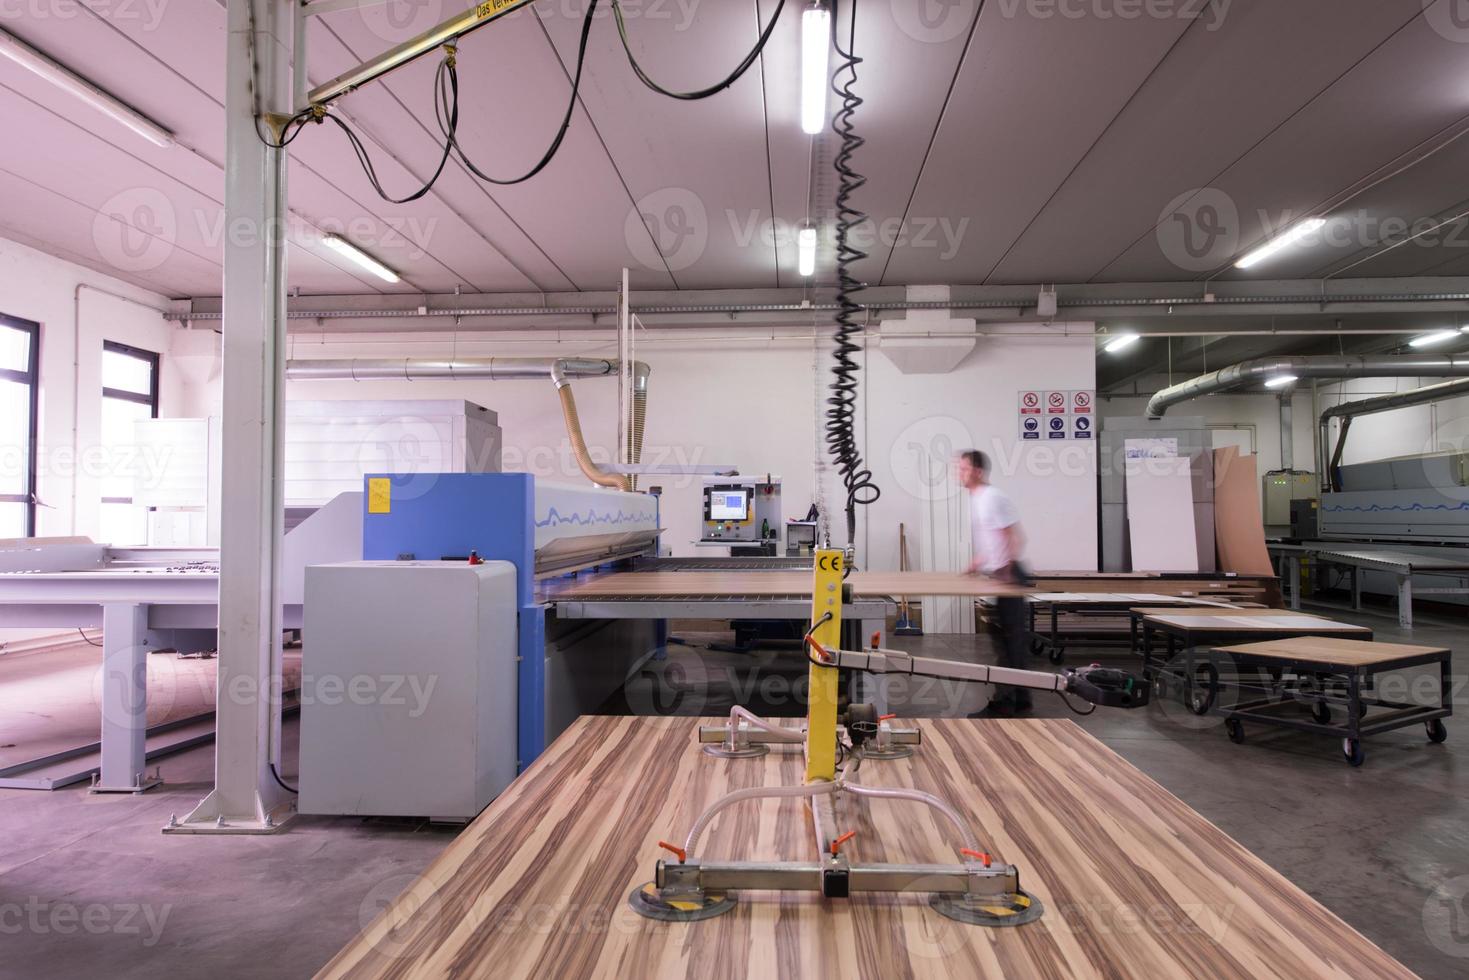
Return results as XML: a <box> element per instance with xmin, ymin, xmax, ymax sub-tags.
<box><xmin>1123</xmin><ymin>446</ymin><xmax>1273</xmax><ymax>576</ymax></box>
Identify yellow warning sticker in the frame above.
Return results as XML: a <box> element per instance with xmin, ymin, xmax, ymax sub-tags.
<box><xmin>476</xmin><ymin>0</ymin><xmax>525</xmax><ymax>19</ymax></box>
<box><xmin>368</xmin><ymin>478</ymin><xmax>391</xmax><ymax>514</ymax></box>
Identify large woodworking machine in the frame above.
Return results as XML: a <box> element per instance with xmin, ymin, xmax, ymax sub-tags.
<box><xmin>630</xmin><ymin>549</ymin><xmax>1150</xmax><ymax>927</ymax></box>
<box><xmin>358</xmin><ymin>472</ymin><xmax>662</xmax><ymax>769</ymax></box>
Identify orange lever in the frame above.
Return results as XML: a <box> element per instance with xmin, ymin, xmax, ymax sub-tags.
<box><xmin>878</xmin><ymin>713</ymin><xmax>897</xmax><ymax>722</ymax></box>
<box><xmin>961</xmin><ymin>848</ymin><xmax>992</xmax><ymax>868</ymax></box>
<box><xmin>657</xmin><ymin>840</ymin><xmax>687</xmax><ymax>863</ymax></box>
<box><xmin>806</xmin><ymin>636</ymin><xmax>831</xmax><ymax>663</ymax></box>
<box><xmin>870</xmin><ymin>630</ymin><xmax>882</xmax><ymax>648</ymax></box>
<box><xmin>830</xmin><ymin>831</ymin><xmax>857</xmax><ymax>856</ymax></box>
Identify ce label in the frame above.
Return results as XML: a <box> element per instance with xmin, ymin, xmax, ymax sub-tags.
<box><xmin>818</xmin><ymin>553</ymin><xmax>844</xmax><ymax>572</ymax></box>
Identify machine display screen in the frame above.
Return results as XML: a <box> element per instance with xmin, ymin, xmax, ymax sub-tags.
<box><xmin>709</xmin><ymin>490</ymin><xmax>750</xmax><ymax>522</ymax></box>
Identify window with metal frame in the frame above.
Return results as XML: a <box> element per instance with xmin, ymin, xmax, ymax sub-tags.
<box><xmin>0</xmin><ymin>314</ymin><xmax>39</xmax><ymax>539</ymax></box>
<box><xmin>99</xmin><ymin>340</ymin><xmax>159</xmax><ymax>546</ymax></box>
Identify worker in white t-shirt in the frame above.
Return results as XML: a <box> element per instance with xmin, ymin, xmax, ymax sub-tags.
<box><xmin>956</xmin><ymin>450</ymin><xmax>1034</xmax><ymax>716</ymax></box>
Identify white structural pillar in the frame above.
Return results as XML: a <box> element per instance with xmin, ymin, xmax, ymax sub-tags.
<box><xmin>169</xmin><ymin>0</ymin><xmax>294</xmax><ymax>833</ymax></box>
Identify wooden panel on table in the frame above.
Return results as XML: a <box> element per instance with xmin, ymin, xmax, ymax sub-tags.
<box><xmin>319</xmin><ymin>717</ymin><xmax>1414</xmax><ymax>980</ymax></box>
<box><xmin>1216</xmin><ymin>636</ymin><xmax>1450</xmax><ymax>667</ymax></box>
<box><xmin>1213</xmin><ymin>448</ymin><xmax>1274</xmax><ymax>576</ymax></box>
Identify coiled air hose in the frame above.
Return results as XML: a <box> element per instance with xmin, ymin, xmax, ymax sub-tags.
<box><xmin>824</xmin><ymin>0</ymin><xmax>880</xmax><ymax>549</ymax></box>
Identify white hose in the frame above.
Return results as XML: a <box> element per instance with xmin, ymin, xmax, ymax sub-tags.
<box><xmin>684</xmin><ymin>781</ymin><xmax>839</xmax><ymax>857</ymax></box>
<box><xmin>842</xmin><ymin>779</ymin><xmax>982</xmax><ymax>854</ymax></box>
<box><xmin>728</xmin><ymin>706</ymin><xmax>803</xmax><ymax>743</ymax></box>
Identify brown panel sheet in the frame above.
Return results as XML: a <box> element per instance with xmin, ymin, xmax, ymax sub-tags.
<box><xmin>1213</xmin><ymin>447</ymin><xmax>1274</xmax><ymax>575</ymax></box>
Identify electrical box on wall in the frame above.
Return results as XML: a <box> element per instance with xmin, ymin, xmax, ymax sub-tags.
<box><xmin>1262</xmin><ymin>471</ymin><xmax>1319</xmax><ymax>526</ymax></box>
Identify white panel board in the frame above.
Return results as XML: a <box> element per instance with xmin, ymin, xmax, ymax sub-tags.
<box><xmin>1126</xmin><ymin>457</ymin><xmax>1199</xmax><ymax>573</ymax></box>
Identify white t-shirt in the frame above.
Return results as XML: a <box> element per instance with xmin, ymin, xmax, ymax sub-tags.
<box><xmin>971</xmin><ymin>484</ymin><xmax>1021</xmax><ymax>573</ymax></box>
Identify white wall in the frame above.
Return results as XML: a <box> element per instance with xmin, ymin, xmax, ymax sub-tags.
<box><xmin>1100</xmin><ymin>387</ymin><xmax>1316</xmax><ymax>477</ymax></box>
<box><xmin>0</xmin><ymin>234</ymin><xmax>206</xmax><ymax>650</ymax></box>
<box><xmin>275</xmin><ymin>326</ymin><xmax>1099</xmax><ymax>572</ymax></box>
<box><xmin>0</xmin><ymin>234</ymin><xmax>196</xmax><ymax>539</ymax></box>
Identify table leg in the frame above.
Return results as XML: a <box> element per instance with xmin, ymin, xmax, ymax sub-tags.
<box><xmin>1351</xmin><ymin>566</ymin><xmax>1361</xmax><ymax>612</ymax></box>
<box><xmin>1398</xmin><ymin>575</ymin><xmax>1413</xmax><ymax>630</ymax></box>
<box><xmin>1289</xmin><ymin>556</ymin><xmax>1301</xmax><ymax>610</ymax></box>
<box><xmin>95</xmin><ymin>603</ymin><xmax>161</xmax><ymax>794</ymax></box>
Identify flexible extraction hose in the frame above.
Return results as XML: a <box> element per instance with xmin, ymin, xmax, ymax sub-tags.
<box><xmin>683</xmin><ymin>781</ymin><xmax>839</xmax><ymax>858</ymax></box>
<box><xmin>558</xmin><ymin>384</ymin><xmax>632</xmax><ymax>491</ymax></box>
<box><xmin>726</xmin><ymin>706</ymin><xmax>804</xmax><ymax>743</ymax></box>
<box><xmin>842</xmin><ymin>776</ymin><xmax>982</xmax><ymax>855</ymax></box>
<box><xmin>825</xmin><ymin>0</ymin><xmax>880</xmax><ymax>548</ymax></box>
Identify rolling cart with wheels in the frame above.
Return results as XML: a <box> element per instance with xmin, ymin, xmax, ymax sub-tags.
<box><xmin>1209</xmin><ymin>637</ymin><xmax>1452</xmax><ymax>767</ymax></box>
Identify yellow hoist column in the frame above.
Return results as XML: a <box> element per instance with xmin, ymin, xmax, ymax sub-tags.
<box><xmin>805</xmin><ymin>549</ymin><xmax>845</xmax><ymax>783</ymax></box>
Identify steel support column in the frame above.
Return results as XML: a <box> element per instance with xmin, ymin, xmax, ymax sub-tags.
<box><xmin>168</xmin><ymin>0</ymin><xmax>295</xmax><ymax>834</ymax></box>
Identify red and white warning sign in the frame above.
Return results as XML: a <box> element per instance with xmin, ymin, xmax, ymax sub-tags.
<box><xmin>1019</xmin><ymin>391</ymin><xmax>1042</xmax><ymax>415</ymax></box>
<box><xmin>1046</xmin><ymin>391</ymin><xmax>1068</xmax><ymax>414</ymax></box>
<box><xmin>1072</xmin><ymin>390</ymin><xmax>1093</xmax><ymax>414</ymax></box>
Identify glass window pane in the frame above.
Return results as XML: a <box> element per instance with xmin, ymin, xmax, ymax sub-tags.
<box><xmin>0</xmin><ymin>379</ymin><xmax>29</xmax><ymax>496</ymax></box>
<box><xmin>99</xmin><ymin>396</ymin><xmax>150</xmax><ymax>499</ymax></box>
<box><xmin>0</xmin><ymin>501</ymin><xmax>25</xmax><ymax>540</ymax></box>
<box><xmin>99</xmin><ymin>501</ymin><xmax>148</xmax><ymax>546</ymax></box>
<box><xmin>0</xmin><ymin>325</ymin><xmax>29</xmax><ymax>373</ymax></box>
<box><xmin>102</xmin><ymin>347</ymin><xmax>154</xmax><ymax>396</ymax></box>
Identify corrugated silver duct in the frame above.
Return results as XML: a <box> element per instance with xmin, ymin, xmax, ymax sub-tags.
<box><xmin>285</xmin><ymin>356</ymin><xmax>651</xmax><ymax>492</ymax></box>
<box><xmin>1318</xmin><ymin>377</ymin><xmax>1469</xmax><ymax>489</ymax></box>
<box><xmin>1146</xmin><ymin>355</ymin><xmax>1469</xmax><ymax>418</ymax></box>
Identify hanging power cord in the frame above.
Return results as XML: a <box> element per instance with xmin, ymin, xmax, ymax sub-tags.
<box><xmin>824</xmin><ymin>0</ymin><xmax>879</xmax><ymax>552</ymax></box>
<box><xmin>269</xmin><ymin>761</ymin><xmax>299</xmax><ymax>794</ymax></box>
<box><xmin>258</xmin><ymin>0</ymin><xmax>789</xmax><ymax>197</ymax></box>
<box><xmin>611</xmin><ymin>0</ymin><xmax>786</xmax><ymax>100</ymax></box>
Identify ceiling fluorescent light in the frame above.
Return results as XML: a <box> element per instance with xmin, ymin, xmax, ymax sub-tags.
<box><xmin>1409</xmin><ymin>329</ymin><xmax>1460</xmax><ymax>348</ymax></box>
<box><xmin>800</xmin><ymin>2</ymin><xmax>830</xmax><ymax>135</ymax></box>
<box><xmin>323</xmin><ymin>235</ymin><xmax>400</xmax><ymax>283</ymax></box>
<box><xmin>797</xmin><ymin>226</ymin><xmax>817</xmax><ymax>277</ymax></box>
<box><xmin>1264</xmin><ymin>374</ymin><xmax>1298</xmax><ymax>389</ymax></box>
<box><xmin>0</xmin><ymin>28</ymin><xmax>173</xmax><ymax>148</ymax></box>
<box><xmin>1234</xmin><ymin>217</ymin><xmax>1326</xmax><ymax>270</ymax></box>
<box><xmin>1103</xmin><ymin>333</ymin><xmax>1138</xmax><ymax>354</ymax></box>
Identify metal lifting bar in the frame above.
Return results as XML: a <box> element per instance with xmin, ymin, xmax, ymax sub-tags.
<box><xmin>303</xmin><ymin>0</ymin><xmax>537</xmax><ymax>109</ymax></box>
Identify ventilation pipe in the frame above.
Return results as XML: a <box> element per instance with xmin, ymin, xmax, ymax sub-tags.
<box><xmin>1146</xmin><ymin>355</ymin><xmax>1469</xmax><ymax>418</ymax></box>
<box><xmin>284</xmin><ymin>356</ymin><xmax>649</xmax><ymax>492</ymax></box>
<box><xmin>1278</xmin><ymin>395</ymin><xmax>1293</xmax><ymax>471</ymax></box>
<box><xmin>1317</xmin><ymin>377</ymin><xmax>1469</xmax><ymax>491</ymax></box>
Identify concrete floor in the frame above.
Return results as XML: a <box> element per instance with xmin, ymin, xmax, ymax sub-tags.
<box><xmin>1</xmin><ymin>602</ymin><xmax>1466</xmax><ymax>978</ymax></box>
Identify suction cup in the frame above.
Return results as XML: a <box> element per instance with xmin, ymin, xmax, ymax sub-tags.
<box><xmin>930</xmin><ymin>888</ymin><xmax>1044</xmax><ymax>927</ymax></box>
<box><xmin>861</xmin><ymin>744</ymin><xmax>914</xmax><ymax>761</ymax></box>
<box><xmin>702</xmin><ymin>743</ymin><xmax>769</xmax><ymax>759</ymax></box>
<box><xmin>628</xmin><ymin>881</ymin><xmax>736</xmax><ymax>921</ymax></box>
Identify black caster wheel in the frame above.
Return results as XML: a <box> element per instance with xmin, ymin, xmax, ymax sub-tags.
<box><xmin>1358</xmin><ymin>700</ymin><xmax>1369</xmax><ymax>719</ymax></box>
<box><xmin>1225</xmin><ymin>719</ymin><xmax>1244</xmax><ymax>744</ymax></box>
<box><xmin>1427</xmin><ymin>719</ymin><xmax>1448</xmax><ymax>744</ymax></box>
<box><xmin>1341</xmin><ymin>738</ymin><xmax>1365</xmax><ymax>767</ymax></box>
<box><xmin>1048</xmin><ymin>648</ymin><xmax>1065</xmax><ymax>665</ymax></box>
<box><xmin>1189</xmin><ymin>663</ymin><xmax>1219</xmax><ymax>716</ymax></box>
<box><xmin>1029</xmin><ymin>638</ymin><xmax>1045</xmax><ymax>656</ymax></box>
<box><xmin>1310</xmin><ymin>701</ymin><xmax>1331</xmax><ymax>725</ymax></box>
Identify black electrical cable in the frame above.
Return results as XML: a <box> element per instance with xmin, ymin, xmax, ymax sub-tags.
<box><xmin>269</xmin><ymin>761</ymin><xmax>299</xmax><ymax>794</ymax></box>
<box><xmin>439</xmin><ymin>1</ymin><xmax>598</xmax><ymax>185</ymax></box>
<box><xmin>611</xmin><ymin>0</ymin><xmax>786</xmax><ymax>100</ymax></box>
<box><xmin>77</xmin><ymin>628</ymin><xmax>102</xmax><ymax>648</ymax></box>
<box><xmin>824</xmin><ymin>0</ymin><xmax>879</xmax><ymax>548</ymax></box>
<box><xmin>1054</xmin><ymin>690</ymin><xmax>1097</xmax><ymax>716</ymax></box>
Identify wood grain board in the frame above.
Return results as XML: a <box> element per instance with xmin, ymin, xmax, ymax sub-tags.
<box><xmin>552</xmin><ymin>571</ymin><xmax>1272</xmax><ymax>602</ymax></box>
<box><xmin>319</xmin><ymin>717</ymin><xmax>1414</xmax><ymax>979</ymax></box>
<box><xmin>1144</xmin><ymin>613</ymin><xmax>1371</xmax><ymax>634</ymax></box>
<box><xmin>1215</xmin><ymin>636</ymin><xmax>1450</xmax><ymax>668</ymax></box>
<box><xmin>553</xmin><ymin>571</ymin><xmax>1030</xmax><ymax>599</ymax></box>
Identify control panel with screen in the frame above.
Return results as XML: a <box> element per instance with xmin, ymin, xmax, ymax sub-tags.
<box><xmin>708</xmin><ymin>489</ymin><xmax>750</xmax><ymax>522</ymax></box>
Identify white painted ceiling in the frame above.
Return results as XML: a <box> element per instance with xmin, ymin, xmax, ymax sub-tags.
<box><xmin>3</xmin><ymin>0</ymin><xmax>1469</xmax><ymax>300</ymax></box>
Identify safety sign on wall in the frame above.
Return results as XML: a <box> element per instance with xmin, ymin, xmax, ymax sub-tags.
<box><xmin>1018</xmin><ymin>389</ymin><xmax>1096</xmax><ymax>441</ymax></box>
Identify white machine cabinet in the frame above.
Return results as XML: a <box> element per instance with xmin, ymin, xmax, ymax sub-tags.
<box><xmin>299</xmin><ymin>560</ymin><xmax>518</xmax><ymax>821</ymax></box>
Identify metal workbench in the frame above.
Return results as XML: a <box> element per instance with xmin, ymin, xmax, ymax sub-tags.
<box><xmin>1269</xmin><ymin>542</ymin><xmax>1469</xmax><ymax>627</ymax></box>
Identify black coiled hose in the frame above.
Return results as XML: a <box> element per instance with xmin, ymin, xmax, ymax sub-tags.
<box><xmin>825</xmin><ymin>0</ymin><xmax>879</xmax><ymax>549</ymax></box>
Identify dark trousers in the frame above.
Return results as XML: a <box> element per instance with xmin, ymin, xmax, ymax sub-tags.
<box><xmin>990</xmin><ymin>595</ymin><xmax>1032</xmax><ymax>706</ymax></box>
